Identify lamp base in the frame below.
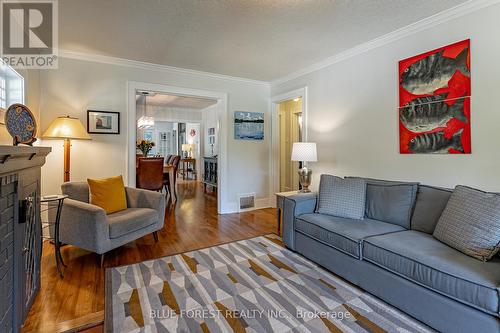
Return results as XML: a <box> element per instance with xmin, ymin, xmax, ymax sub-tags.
<box><xmin>298</xmin><ymin>167</ymin><xmax>312</xmax><ymax>193</ymax></box>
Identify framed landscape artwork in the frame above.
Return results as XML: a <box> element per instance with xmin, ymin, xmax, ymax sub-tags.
<box><xmin>234</xmin><ymin>111</ymin><xmax>264</xmax><ymax>140</ymax></box>
<box><xmin>399</xmin><ymin>39</ymin><xmax>471</xmax><ymax>154</ymax></box>
<box><xmin>87</xmin><ymin>110</ymin><xmax>120</xmax><ymax>134</ymax></box>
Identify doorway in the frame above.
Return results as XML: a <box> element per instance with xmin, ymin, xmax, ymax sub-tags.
<box><xmin>136</xmin><ymin>92</ymin><xmax>208</xmax><ymax>181</ymax></box>
<box><xmin>128</xmin><ymin>82</ymin><xmax>229</xmax><ymax>213</ymax></box>
<box><xmin>278</xmin><ymin>98</ymin><xmax>303</xmax><ymax>192</ymax></box>
<box><xmin>270</xmin><ymin>87</ymin><xmax>308</xmax><ymax>196</ymax></box>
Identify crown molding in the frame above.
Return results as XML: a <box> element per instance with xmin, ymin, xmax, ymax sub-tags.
<box><xmin>271</xmin><ymin>0</ymin><xmax>500</xmax><ymax>86</ymax></box>
<box><xmin>57</xmin><ymin>49</ymin><xmax>270</xmax><ymax>86</ymax></box>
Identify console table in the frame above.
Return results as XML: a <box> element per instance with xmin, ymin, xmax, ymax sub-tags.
<box><xmin>0</xmin><ymin>146</ymin><xmax>51</xmax><ymax>332</ymax></box>
<box><xmin>203</xmin><ymin>157</ymin><xmax>217</xmax><ymax>192</ymax></box>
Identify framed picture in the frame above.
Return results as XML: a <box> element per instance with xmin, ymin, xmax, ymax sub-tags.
<box><xmin>234</xmin><ymin>111</ymin><xmax>264</xmax><ymax>140</ymax></box>
<box><xmin>87</xmin><ymin>110</ymin><xmax>120</xmax><ymax>134</ymax></box>
<box><xmin>398</xmin><ymin>39</ymin><xmax>471</xmax><ymax>154</ymax></box>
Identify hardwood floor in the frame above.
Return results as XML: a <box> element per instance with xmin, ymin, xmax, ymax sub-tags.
<box><xmin>22</xmin><ymin>181</ymin><xmax>277</xmax><ymax>332</ymax></box>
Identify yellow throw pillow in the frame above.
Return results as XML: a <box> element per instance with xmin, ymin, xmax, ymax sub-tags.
<box><xmin>87</xmin><ymin>175</ymin><xmax>127</xmax><ymax>214</ymax></box>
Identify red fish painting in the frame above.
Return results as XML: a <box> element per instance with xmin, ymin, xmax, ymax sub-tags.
<box><xmin>399</xmin><ymin>39</ymin><xmax>471</xmax><ymax>154</ymax></box>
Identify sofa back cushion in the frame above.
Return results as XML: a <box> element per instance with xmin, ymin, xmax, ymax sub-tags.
<box><xmin>316</xmin><ymin>175</ymin><xmax>366</xmax><ymax>220</ymax></box>
<box><xmin>433</xmin><ymin>185</ymin><xmax>500</xmax><ymax>261</ymax></box>
<box><xmin>411</xmin><ymin>185</ymin><xmax>452</xmax><ymax>234</ymax></box>
<box><xmin>348</xmin><ymin>177</ymin><xmax>418</xmax><ymax>229</ymax></box>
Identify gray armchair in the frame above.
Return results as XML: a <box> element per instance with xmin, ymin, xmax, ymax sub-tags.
<box><xmin>60</xmin><ymin>182</ymin><xmax>165</xmax><ymax>265</ymax></box>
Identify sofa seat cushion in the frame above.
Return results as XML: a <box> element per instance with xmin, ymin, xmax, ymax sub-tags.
<box><xmin>363</xmin><ymin>230</ymin><xmax>500</xmax><ymax>315</ymax></box>
<box><xmin>295</xmin><ymin>213</ymin><xmax>405</xmax><ymax>259</ymax></box>
<box><xmin>108</xmin><ymin>208</ymin><xmax>158</xmax><ymax>239</ymax></box>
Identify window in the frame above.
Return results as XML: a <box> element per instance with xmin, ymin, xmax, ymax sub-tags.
<box><xmin>158</xmin><ymin>132</ymin><xmax>168</xmax><ymax>157</ymax></box>
<box><xmin>0</xmin><ymin>60</ymin><xmax>24</xmax><ymax>115</ymax></box>
<box><xmin>0</xmin><ymin>76</ymin><xmax>6</xmax><ymax>110</ymax></box>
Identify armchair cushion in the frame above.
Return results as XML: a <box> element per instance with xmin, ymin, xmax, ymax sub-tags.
<box><xmin>108</xmin><ymin>208</ymin><xmax>158</xmax><ymax>239</ymax></box>
<box><xmin>88</xmin><ymin>175</ymin><xmax>127</xmax><ymax>214</ymax></box>
<box><xmin>61</xmin><ymin>182</ymin><xmax>90</xmax><ymax>202</ymax></box>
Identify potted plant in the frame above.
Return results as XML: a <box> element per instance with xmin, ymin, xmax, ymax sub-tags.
<box><xmin>137</xmin><ymin>140</ymin><xmax>155</xmax><ymax>157</ymax></box>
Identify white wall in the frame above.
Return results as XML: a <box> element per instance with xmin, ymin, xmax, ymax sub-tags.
<box><xmin>39</xmin><ymin>57</ymin><xmax>270</xmax><ymax>212</ymax></box>
<box><xmin>271</xmin><ymin>3</ymin><xmax>500</xmax><ymax>192</ymax></box>
<box><xmin>202</xmin><ymin>104</ymin><xmax>218</xmax><ymax>157</ymax></box>
<box><xmin>146</xmin><ymin>105</ymin><xmax>203</xmax><ymax>123</ymax></box>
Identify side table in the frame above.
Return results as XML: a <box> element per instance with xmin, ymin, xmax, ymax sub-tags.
<box><xmin>275</xmin><ymin>191</ymin><xmax>299</xmax><ymax>236</ymax></box>
<box><xmin>41</xmin><ymin>194</ymin><xmax>68</xmax><ymax>277</ymax></box>
<box><xmin>181</xmin><ymin>157</ymin><xmax>196</xmax><ymax>180</ymax></box>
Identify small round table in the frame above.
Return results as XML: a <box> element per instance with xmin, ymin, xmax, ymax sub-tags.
<box><xmin>41</xmin><ymin>195</ymin><xmax>68</xmax><ymax>277</ymax></box>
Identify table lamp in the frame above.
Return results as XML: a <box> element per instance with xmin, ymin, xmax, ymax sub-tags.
<box><xmin>181</xmin><ymin>143</ymin><xmax>194</xmax><ymax>158</ymax></box>
<box><xmin>43</xmin><ymin>116</ymin><xmax>91</xmax><ymax>182</ymax></box>
<box><xmin>291</xmin><ymin>142</ymin><xmax>317</xmax><ymax>193</ymax></box>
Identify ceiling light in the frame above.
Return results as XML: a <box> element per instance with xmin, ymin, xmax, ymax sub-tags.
<box><xmin>137</xmin><ymin>116</ymin><xmax>154</xmax><ymax>129</ymax></box>
<box><xmin>137</xmin><ymin>92</ymin><xmax>154</xmax><ymax>128</ymax></box>
<box><xmin>293</xmin><ymin>97</ymin><xmax>300</xmax><ymax>102</ymax></box>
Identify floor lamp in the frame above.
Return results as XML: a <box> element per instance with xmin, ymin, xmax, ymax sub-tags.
<box><xmin>43</xmin><ymin>116</ymin><xmax>91</xmax><ymax>182</ymax></box>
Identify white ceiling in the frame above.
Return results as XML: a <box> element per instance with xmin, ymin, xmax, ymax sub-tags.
<box><xmin>136</xmin><ymin>93</ymin><xmax>217</xmax><ymax>109</ymax></box>
<box><xmin>60</xmin><ymin>0</ymin><xmax>469</xmax><ymax>81</ymax></box>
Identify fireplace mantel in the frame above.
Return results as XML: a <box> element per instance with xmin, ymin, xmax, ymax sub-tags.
<box><xmin>0</xmin><ymin>145</ymin><xmax>51</xmax><ymax>174</ymax></box>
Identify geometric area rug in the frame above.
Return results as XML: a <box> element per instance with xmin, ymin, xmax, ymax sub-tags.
<box><xmin>105</xmin><ymin>235</ymin><xmax>434</xmax><ymax>332</ymax></box>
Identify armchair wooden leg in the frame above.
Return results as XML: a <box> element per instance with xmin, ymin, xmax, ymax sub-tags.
<box><xmin>100</xmin><ymin>253</ymin><xmax>105</xmax><ymax>268</ymax></box>
<box><xmin>153</xmin><ymin>231</ymin><xmax>159</xmax><ymax>243</ymax></box>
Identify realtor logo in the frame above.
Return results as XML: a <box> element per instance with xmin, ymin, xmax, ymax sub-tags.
<box><xmin>1</xmin><ymin>0</ymin><xmax>58</xmax><ymax>68</ymax></box>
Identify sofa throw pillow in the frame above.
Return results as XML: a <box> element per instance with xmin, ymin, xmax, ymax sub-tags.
<box><xmin>88</xmin><ymin>175</ymin><xmax>127</xmax><ymax>214</ymax></box>
<box><xmin>433</xmin><ymin>185</ymin><xmax>500</xmax><ymax>261</ymax></box>
<box><xmin>316</xmin><ymin>175</ymin><xmax>366</xmax><ymax>220</ymax></box>
<box><xmin>364</xmin><ymin>183</ymin><xmax>418</xmax><ymax>229</ymax></box>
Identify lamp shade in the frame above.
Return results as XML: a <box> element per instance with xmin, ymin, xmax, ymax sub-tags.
<box><xmin>182</xmin><ymin>143</ymin><xmax>193</xmax><ymax>151</ymax></box>
<box><xmin>291</xmin><ymin>142</ymin><xmax>317</xmax><ymax>162</ymax></box>
<box><xmin>43</xmin><ymin>116</ymin><xmax>91</xmax><ymax>140</ymax></box>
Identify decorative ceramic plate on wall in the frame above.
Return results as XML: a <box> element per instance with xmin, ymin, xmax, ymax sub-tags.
<box><xmin>5</xmin><ymin>103</ymin><xmax>37</xmax><ymax>146</ymax></box>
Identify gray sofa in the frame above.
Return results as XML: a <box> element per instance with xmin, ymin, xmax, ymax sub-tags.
<box><xmin>60</xmin><ymin>182</ymin><xmax>165</xmax><ymax>263</ymax></box>
<box><xmin>282</xmin><ymin>177</ymin><xmax>500</xmax><ymax>333</ymax></box>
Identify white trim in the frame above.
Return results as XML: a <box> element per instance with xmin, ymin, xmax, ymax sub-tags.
<box><xmin>271</xmin><ymin>0</ymin><xmax>500</xmax><ymax>86</ymax></box>
<box><xmin>59</xmin><ymin>49</ymin><xmax>269</xmax><ymax>86</ymax></box>
<box><xmin>270</xmin><ymin>87</ymin><xmax>308</xmax><ymax>197</ymax></box>
<box><xmin>127</xmin><ymin>81</ymin><xmax>230</xmax><ymax>214</ymax></box>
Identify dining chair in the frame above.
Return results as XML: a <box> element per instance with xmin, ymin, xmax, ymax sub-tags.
<box><xmin>166</xmin><ymin>154</ymin><xmax>173</xmax><ymax>164</ymax></box>
<box><xmin>136</xmin><ymin>157</ymin><xmax>164</xmax><ymax>191</ymax></box>
<box><xmin>163</xmin><ymin>155</ymin><xmax>181</xmax><ymax>199</ymax></box>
